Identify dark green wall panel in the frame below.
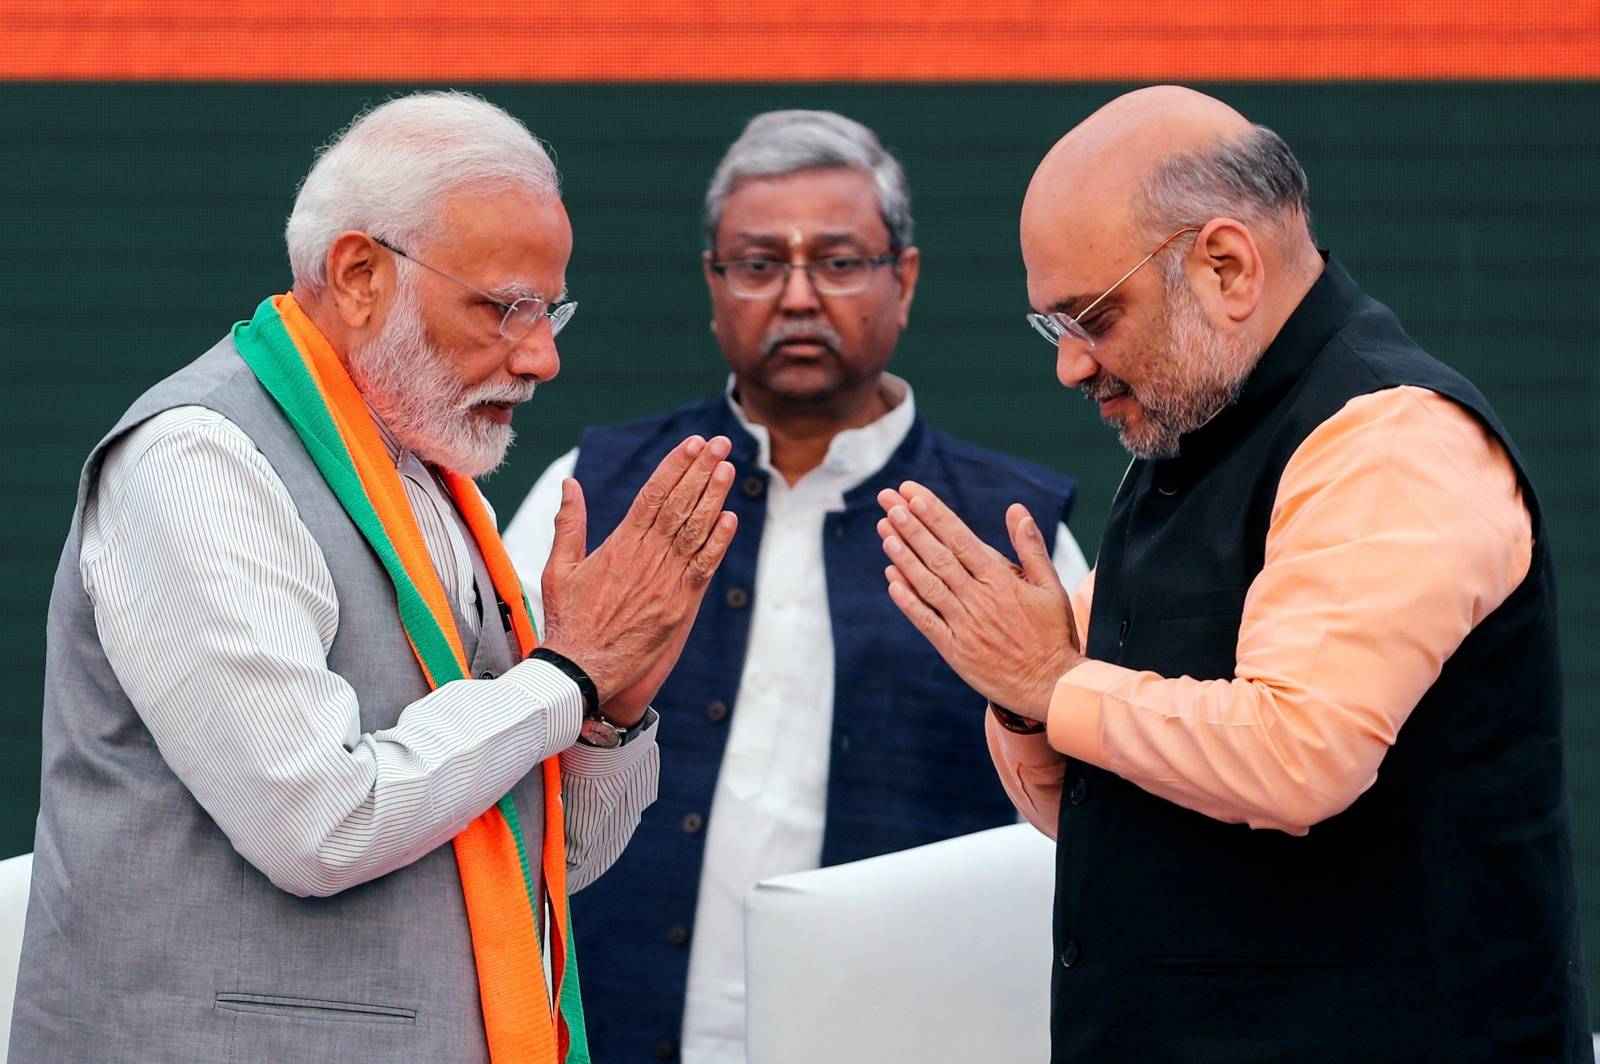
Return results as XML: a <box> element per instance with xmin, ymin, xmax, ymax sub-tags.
<box><xmin>2</xmin><ymin>79</ymin><xmax>1596</xmax><ymax>995</ymax></box>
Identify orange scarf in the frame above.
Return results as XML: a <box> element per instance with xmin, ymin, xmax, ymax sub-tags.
<box><xmin>232</xmin><ymin>293</ymin><xmax>586</xmax><ymax>1062</ymax></box>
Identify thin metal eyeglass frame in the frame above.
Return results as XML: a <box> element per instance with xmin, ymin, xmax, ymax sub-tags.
<box><xmin>709</xmin><ymin>251</ymin><xmax>901</xmax><ymax>300</ymax></box>
<box><xmin>373</xmin><ymin>237</ymin><xmax>575</xmax><ymax>341</ymax></box>
<box><xmin>1025</xmin><ymin>226</ymin><xmax>1201</xmax><ymax>350</ymax></box>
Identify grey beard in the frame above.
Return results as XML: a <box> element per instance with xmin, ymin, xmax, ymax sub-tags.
<box><xmin>347</xmin><ymin>276</ymin><xmax>533</xmax><ymax>478</ymax></box>
<box><xmin>1094</xmin><ymin>284</ymin><xmax>1258</xmax><ymax>460</ymax></box>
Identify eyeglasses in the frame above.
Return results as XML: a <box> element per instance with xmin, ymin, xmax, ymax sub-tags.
<box><xmin>374</xmin><ymin>237</ymin><xmax>576</xmax><ymax>342</ymax></box>
<box><xmin>1025</xmin><ymin>226</ymin><xmax>1200</xmax><ymax>350</ymax></box>
<box><xmin>710</xmin><ymin>251</ymin><xmax>900</xmax><ymax>300</ymax></box>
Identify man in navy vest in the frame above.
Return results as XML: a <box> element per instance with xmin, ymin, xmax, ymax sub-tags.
<box><xmin>878</xmin><ymin>87</ymin><xmax>1589</xmax><ymax>1060</ymax></box>
<box><xmin>503</xmin><ymin>110</ymin><xmax>1087</xmax><ymax>1062</ymax></box>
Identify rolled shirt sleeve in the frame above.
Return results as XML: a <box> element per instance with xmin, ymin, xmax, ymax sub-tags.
<box><xmin>82</xmin><ymin>408</ymin><xmax>652</xmax><ymax>897</ymax></box>
<box><xmin>989</xmin><ymin>387</ymin><xmax>1533</xmax><ymax>836</ymax></box>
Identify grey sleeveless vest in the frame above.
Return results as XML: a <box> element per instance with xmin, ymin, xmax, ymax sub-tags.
<box><xmin>10</xmin><ymin>337</ymin><xmax>540</xmax><ymax>1063</ymax></box>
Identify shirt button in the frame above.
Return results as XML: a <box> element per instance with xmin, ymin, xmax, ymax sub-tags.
<box><xmin>666</xmin><ymin>925</ymin><xmax>689</xmax><ymax>947</ymax></box>
<box><xmin>654</xmin><ymin>1037</ymin><xmax>679</xmax><ymax>1060</ymax></box>
<box><xmin>741</xmin><ymin>475</ymin><xmax>765</xmax><ymax>498</ymax></box>
<box><xmin>1069</xmin><ymin>777</ymin><xmax>1089</xmax><ymax>805</ymax></box>
<box><xmin>681</xmin><ymin>812</ymin><xmax>704</xmax><ymax>834</ymax></box>
<box><xmin>706</xmin><ymin>700</ymin><xmax>729</xmax><ymax>723</ymax></box>
<box><xmin>725</xmin><ymin>586</ymin><xmax>750</xmax><ymax>609</ymax></box>
<box><xmin>1059</xmin><ymin>940</ymin><xmax>1080</xmax><ymax>968</ymax></box>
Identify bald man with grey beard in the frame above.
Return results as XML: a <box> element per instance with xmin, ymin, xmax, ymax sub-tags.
<box><xmin>878</xmin><ymin>86</ymin><xmax>1588</xmax><ymax>1061</ymax></box>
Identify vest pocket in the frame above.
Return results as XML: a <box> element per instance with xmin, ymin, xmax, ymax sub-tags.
<box><xmin>214</xmin><ymin>992</ymin><xmax>417</xmax><ymax>1025</ymax></box>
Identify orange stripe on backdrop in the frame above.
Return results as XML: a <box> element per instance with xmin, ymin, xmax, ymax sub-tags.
<box><xmin>2</xmin><ymin>0</ymin><xmax>1597</xmax><ymax>81</ymax></box>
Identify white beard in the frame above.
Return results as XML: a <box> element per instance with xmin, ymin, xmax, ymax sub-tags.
<box><xmin>347</xmin><ymin>273</ymin><xmax>534</xmax><ymax>478</ymax></box>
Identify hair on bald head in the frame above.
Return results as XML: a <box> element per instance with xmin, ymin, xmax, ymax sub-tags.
<box><xmin>1135</xmin><ymin>124</ymin><xmax>1312</xmax><ymax>249</ymax></box>
<box><xmin>704</xmin><ymin>109</ymin><xmax>913</xmax><ymax>251</ymax></box>
<box><xmin>285</xmin><ymin>90</ymin><xmax>561</xmax><ymax>293</ymax></box>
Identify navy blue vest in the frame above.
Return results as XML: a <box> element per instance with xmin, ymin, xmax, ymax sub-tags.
<box><xmin>1051</xmin><ymin>257</ymin><xmax>1588</xmax><ymax>1062</ymax></box>
<box><xmin>569</xmin><ymin>395</ymin><xmax>1076</xmax><ymax>1062</ymax></box>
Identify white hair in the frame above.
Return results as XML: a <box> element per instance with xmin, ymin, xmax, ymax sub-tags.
<box><xmin>284</xmin><ymin>91</ymin><xmax>560</xmax><ymax>292</ymax></box>
<box><xmin>704</xmin><ymin>109</ymin><xmax>913</xmax><ymax>250</ymax></box>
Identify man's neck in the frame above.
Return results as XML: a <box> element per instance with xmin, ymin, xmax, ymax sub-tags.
<box><xmin>291</xmin><ymin>285</ymin><xmax>359</xmax><ymax>375</ymax></box>
<box><xmin>736</xmin><ymin>377</ymin><xmax>895</xmax><ymax>486</ymax></box>
<box><xmin>1251</xmin><ymin>235</ymin><xmax>1327</xmax><ymax>353</ymax></box>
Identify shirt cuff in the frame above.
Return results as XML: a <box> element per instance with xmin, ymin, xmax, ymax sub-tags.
<box><xmin>500</xmin><ymin>657</ymin><xmax>585</xmax><ymax>751</ymax></box>
<box><xmin>1046</xmin><ymin>659</ymin><xmax>1126</xmax><ymax>763</ymax></box>
<box><xmin>560</xmin><ymin>710</ymin><xmax>660</xmax><ymax>778</ymax></box>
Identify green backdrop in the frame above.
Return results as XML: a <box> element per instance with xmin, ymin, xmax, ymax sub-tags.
<box><xmin>2</xmin><ymin>80</ymin><xmax>1595</xmax><ymax>995</ymax></box>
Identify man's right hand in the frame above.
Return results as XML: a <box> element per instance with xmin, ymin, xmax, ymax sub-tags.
<box><xmin>537</xmin><ymin>435</ymin><xmax>738</xmax><ymax>722</ymax></box>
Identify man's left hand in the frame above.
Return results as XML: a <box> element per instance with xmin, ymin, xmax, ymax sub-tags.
<box><xmin>877</xmin><ymin>481</ymin><xmax>1084</xmax><ymax>722</ymax></box>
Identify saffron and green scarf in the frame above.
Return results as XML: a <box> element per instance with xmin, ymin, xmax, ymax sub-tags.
<box><xmin>232</xmin><ymin>293</ymin><xmax>588</xmax><ymax>1064</ymax></box>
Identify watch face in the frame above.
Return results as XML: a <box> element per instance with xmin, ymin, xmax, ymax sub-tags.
<box><xmin>579</xmin><ymin>717</ymin><xmax>622</xmax><ymax>749</ymax></box>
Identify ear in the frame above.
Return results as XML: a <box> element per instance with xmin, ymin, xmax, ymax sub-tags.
<box><xmin>1188</xmin><ymin>219</ymin><xmax>1263</xmax><ymax>326</ymax></box>
<box><xmin>323</xmin><ymin>230</ymin><xmax>390</xmax><ymax>331</ymax></box>
<box><xmin>891</xmin><ymin>246</ymin><xmax>921</xmax><ymax>328</ymax></box>
<box><xmin>702</xmin><ymin>249</ymin><xmax>731</xmax><ymax>342</ymax></box>
<box><xmin>702</xmin><ymin>248</ymin><xmax>721</xmax><ymax>292</ymax></box>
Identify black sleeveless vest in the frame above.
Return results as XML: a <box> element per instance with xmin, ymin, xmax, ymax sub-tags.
<box><xmin>1051</xmin><ymin>257</ymin><xmax>1588</xmax><ymax>1063</ymax></box>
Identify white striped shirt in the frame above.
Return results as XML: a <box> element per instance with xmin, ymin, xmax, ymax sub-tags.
<box><xmin>80</xmin><ymin>404</ymin><xmax>657</xmax><ymax>900</ymax></box>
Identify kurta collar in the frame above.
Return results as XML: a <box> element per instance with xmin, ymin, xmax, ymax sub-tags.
<box><xmin>723</xmin><ymin>373</ymin><xmax>918</xmax><ymax>491</ymax></box>
<box><xmin>365</xmin><ymin>402</ymin><xmax>410</xmax><ymax>468</ymax></box>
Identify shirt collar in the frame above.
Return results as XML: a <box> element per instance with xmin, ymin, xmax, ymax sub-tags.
<box><xmin>364</xmin><ymin>402</ymin><xmax>412</xmax><ymax>469</ymax></box>
<box><xmin>723</xmin><ymin>373</ymin><xmax>917</xmax><ymax>488</ymax></box>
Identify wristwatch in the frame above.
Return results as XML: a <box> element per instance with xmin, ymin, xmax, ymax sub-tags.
<box><xmin>990</xmin><ymin>703</ymin><xmax>1046</xmax><ymax>735</ymax></box>
<box><xmin>578</xmin><ymin>706</ymin><xmax>658</xmax><ymax>749</ymax></box>
<box><xmin>526</xmin><ymin>647</ymin><xmax>657</xmax><ymax>749</ymax></box>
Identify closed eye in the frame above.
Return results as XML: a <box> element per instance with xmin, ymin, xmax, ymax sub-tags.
<box><xmin>1080</xmin><ymin>310</ymin><xmax>1117</xmax><ymax>338</ymax></box>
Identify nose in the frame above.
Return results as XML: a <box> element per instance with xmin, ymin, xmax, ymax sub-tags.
<box><xmin>1055</xmin><ymin>340</ymin><xmax>1099</xmax><ymax>389</ymax></box>
<box><xmin>777</xmin><ymin>262</ymin><xmax>823</xmax><ymax>313</ymax></box>
<box><xmin>507</xmin><ymin>318</ymin><xmax>561</xmax><ymax>383</ymax></box>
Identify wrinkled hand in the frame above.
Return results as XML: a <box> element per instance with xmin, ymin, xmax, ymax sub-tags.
<box><xmin>540</xmin><ymin>435</ymin><xmax>738</xmax><ymax>725</ymax></box>
<box><xmin>877</xmin><ymin>480</ymin><xmax>1082</xmax><ymax>722</ymax></box>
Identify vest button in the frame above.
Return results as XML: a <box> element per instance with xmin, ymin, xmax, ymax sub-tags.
<box><xmin>682</xmin><ymin>812</ymin><xmax>704</xmax><ymax>834</ymax></box>
<box><xmin>654</xmin><ymin>1037</ymin><xmax>679</xmax><ymax>1060</ymax></box>
<box><xmin>666</xmin><ymin>924</ymin><xmax>689</xmax><ymax>947</ymax></box>
<box><xmin>1118</xmin><ymin>618</ymin><xmax>1130</xmax><ymax>646</ymax></box>
<box><xmin>725</xmin><ymin>586</ymin><xmax>750</xmax><ymax>609</ymax></box>
<box><xmin>706</xmin><ymin>700</ymin><xmax>729</xmax><ymax>723</ymax></box>
<box><xmin>741</xmin><ymin>475</ymin><xmax>765</xmax><ymax>498</ymax></box>
<box><xmin>1069</xmin><ymin>777</ymin><xmax>1089</xmax><ymax>805</ymax></box>
<box><xmin>1059</xmin><ymin>940</ymin><xmax>1080</xmax><ymax>968</ymax></box>
<box><xmin>478</xmin><ymin>670</ymin><xmax>495</xmax><ymax>681</ymax></box>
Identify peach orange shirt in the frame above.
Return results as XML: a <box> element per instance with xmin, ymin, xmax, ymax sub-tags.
<box><xmin>988</xmin><ymin>385</ymin><xmax>1533</xmax><ymax>837</ymax></box>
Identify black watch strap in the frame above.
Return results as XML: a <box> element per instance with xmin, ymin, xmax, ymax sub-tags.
<box><xmin>990</xmin><ymin>703</ymin><xmax>1046</xmax><ymax>735</ymax></box>
<box><xmin>526</xmin><ymin>647</ymin><xmax>600</xmax><ymax>718</ymax></box>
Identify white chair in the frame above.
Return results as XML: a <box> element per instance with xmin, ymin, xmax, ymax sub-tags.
<box><xmin>0</xmin><ymin>851</ymin><xmax>33</xmax><ymax>1063</ymax></box>
<box><xmin>745</xmin><ymin>823</ymin><xmax>1055</xmax><ymax>1064</ymax></box>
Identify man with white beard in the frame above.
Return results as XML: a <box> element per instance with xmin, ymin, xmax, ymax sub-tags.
<box><xmin>10</xmin><ymin>91</ymin><xmax>739</xmax><ymax>1064</ymax></box>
